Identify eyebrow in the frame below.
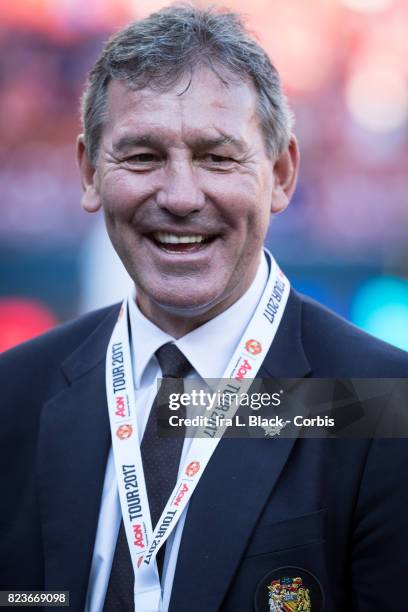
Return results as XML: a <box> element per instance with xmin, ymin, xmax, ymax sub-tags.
<box><xmin>112</xmin><ymin>133</ymin><xmax>246</xmax><ymax>155</ymax></box>
<box><xmin>192</xmin><ymin>135</ymin><xmax>246</xmax><ymax>154</ymax></box>
<box><xmin>113</xmin><ymin>134</ymin><xmax>164</xmax><ymax>153</ymax></box>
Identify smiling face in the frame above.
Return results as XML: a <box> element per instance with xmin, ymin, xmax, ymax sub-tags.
<box><xmin>78</xmin><ymin>66</ymin><xmax>298</xmax><ymax>335</ymax></box>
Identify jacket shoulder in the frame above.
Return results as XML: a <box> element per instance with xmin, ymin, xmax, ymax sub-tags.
<box><xmin>298</xmin><ymin>293</ymin><xmax>408</xmax><ymax>376</ymax></box>
<box><xmin>0</xmin><ymin>304</ymin><xmax>120</xmax><ymax>494</ymax></box>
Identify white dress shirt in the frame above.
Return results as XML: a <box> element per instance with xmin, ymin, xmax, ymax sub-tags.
<box><xmin>85</xmin><ymin>253</ymin><xmax>268</xmax><ymax>612</ymax></box>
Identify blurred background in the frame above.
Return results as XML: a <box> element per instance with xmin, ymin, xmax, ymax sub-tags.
<box><xmin>0</xmin><ymin>0</ymin><xmax>407</xmax><ymax>352</ymax></box>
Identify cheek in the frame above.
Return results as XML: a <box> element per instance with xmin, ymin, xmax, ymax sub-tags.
<box><xmin>220</xmin><ymin>188</ymin><xmax>271</xmax><ymax>238</ymax></box>
<box><xmin>229</xmin><ymin>192</ymin><xmax>272</xmax><ymax>254</ymax></box>
<box><xmin>207</xmin><ymin>170</ymin><xmax>271</xmax><ymax>223</ymax></box>
<box><xmin>99</xmin><ymin>171</ymin><xmax>154</xmax><ymax>219</ymax></box>
<box><xmin>241</xmin><ymin>174</ymin><xmax>273</xmax><ymax>235</ymax></box>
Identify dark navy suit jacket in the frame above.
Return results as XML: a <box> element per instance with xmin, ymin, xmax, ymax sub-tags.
<box><xmin>1</xmin><ymin>289</ymin><xmax>408</xmax><ymax>611</ymax></box>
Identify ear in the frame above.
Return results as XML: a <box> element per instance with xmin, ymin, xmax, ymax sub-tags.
<box><xmin>270</xmin><ymin>135</ymin><xmax>299</xmax><ymax>215</ymax></box>
<box><xmin>76</xmin><ymin>135</ymin><xmax>102</xmax><ymax>213</ymax></box>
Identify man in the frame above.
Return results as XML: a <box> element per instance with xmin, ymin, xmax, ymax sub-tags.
<box><xmin>1</xmin><ymin>6</ymin><xmax>407</xmax><ymax>612</ymax></box>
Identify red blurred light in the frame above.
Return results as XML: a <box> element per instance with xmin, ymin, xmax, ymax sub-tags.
<box><xmin>0</xmin><ymin>298</ymin><xmax>58</xmax><ymax>353</ymax></box>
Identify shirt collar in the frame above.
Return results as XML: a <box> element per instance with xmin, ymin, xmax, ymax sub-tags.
<box><xmin>128</xmin><ymin>251</ymin><xmax>269</xmax><ymax>386</ymax></box>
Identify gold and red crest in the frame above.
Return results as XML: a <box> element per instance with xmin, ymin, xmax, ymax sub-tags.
<box><xmin>267</xmin><ymin>576</ymin><xmax>311</xmax><ymax>611</ymax></box>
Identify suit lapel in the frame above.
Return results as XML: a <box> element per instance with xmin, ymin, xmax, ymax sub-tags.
<box><xmin>37</xmin><ymin>306</ymin><xmax>119</xmax><ymax>610</ymax></box>
<box><xmin>170</xmin><ymin>290</ymin><xmax>311</xmax><ymax>612</ymax></box>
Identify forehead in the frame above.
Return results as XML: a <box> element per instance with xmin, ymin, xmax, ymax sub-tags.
<box><xmin>103</xmin><ymin>66</ymin><xmax>262</xmax><ymax>146</ymax></box>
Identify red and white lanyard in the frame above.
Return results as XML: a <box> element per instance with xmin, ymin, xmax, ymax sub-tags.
<box><xmin>105</xmin><ymin>251</ymin><xmax>290</xmax><ymax>611</ymax></box>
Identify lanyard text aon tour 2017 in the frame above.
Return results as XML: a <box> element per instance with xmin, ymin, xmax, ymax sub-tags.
<box><xmin>105</xmin><ymin>250</ymin><xmax>290</xmax><ymax>611</ymax></box>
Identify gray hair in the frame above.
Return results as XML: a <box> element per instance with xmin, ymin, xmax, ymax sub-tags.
<box><xmin>81</xmin><ymin>4</ymin><xmax>294</xmax><ymax>165</ymax></box>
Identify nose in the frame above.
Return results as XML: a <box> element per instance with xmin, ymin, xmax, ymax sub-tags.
<box><xmin>156</xmin><ymin>162</ymin><xmax>206</xmax><ymax>216</ymax></box>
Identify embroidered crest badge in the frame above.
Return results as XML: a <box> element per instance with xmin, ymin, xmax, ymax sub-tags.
<box><xmin>268</xmin><ymin>576</ymin><xmax>310</xmax><ymax>611</ymax></box>
<box><xmin>254</xmin><ymin>566</ymin><xmax>324</xmax><ymax>612</ymax></box>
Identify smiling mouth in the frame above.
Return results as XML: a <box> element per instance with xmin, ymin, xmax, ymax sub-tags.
<box><xmin>149</xmin><ymin>231</ymin><xmax>217</xmax><ymax>253</ymax></box>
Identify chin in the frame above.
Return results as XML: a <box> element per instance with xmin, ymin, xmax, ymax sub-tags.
<box><xmin>134</xmin><ymin>270</ymin><xmax>237</xmax><ymax>321</ymax></box>
<box><xmin>151</xmin><ymin>292</ymin><xmax>221</xmax><ymax>318</ymax></box>
<box><xmin>137</xmin><ymin>273</ymin><xmax>221</xmax><ymax>306</ymax></box>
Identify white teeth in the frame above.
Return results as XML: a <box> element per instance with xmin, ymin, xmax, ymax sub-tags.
<box><xmin>153</xmin><ymin>232</ymin><xmax>206</xmax><ymax>244</ymax></box>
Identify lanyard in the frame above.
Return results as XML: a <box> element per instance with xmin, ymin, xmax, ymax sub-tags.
<box><xmin>105</xmin><ymin>251</ymin><xmax>290</xmax><ymax>611</ymax></box>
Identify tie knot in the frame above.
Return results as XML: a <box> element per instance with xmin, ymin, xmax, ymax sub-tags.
<box><xmin>155</xmin><ymin>343</ymin><xmax>193</xmax><ymax>379</ymax></box>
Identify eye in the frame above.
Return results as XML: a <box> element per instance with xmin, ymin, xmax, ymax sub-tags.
<box><xmin>126</xmin><ymin>153</ymin><xmax>160</xmax><ymax>163</ymax></box>
<box><xmin>121</xmin><ymin>152</ymin><xmax>163</xmax><ymax>171</ymax></box>
<box><xmin>199</xmin><ymin>154</ymin><xmax>236</xmax><ymax>168</ymax></box>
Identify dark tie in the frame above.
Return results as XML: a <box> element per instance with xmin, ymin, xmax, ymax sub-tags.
<box><xmin>103</xmin><ymin>343</ymin><xmax>192</xmax><ymax>611</ymax></box>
